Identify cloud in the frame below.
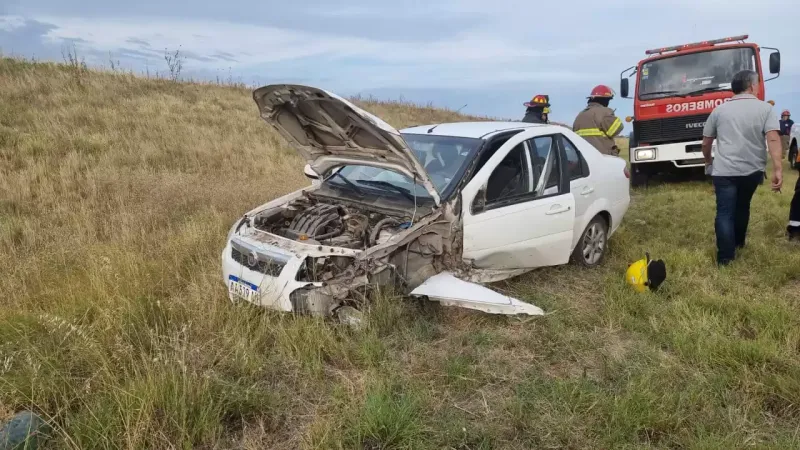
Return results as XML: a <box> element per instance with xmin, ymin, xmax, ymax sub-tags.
<box><xmin>2</xmin><ymin>0</ymin><xmax>799</xmax><ymax>121</ymax></box>
<box><xmin>0</xmin><ymin>18</ymin><xmax>59</xmax><ymax>59</ymax></box>
<box><xmin>209</xmin><ymin>52</ymin><xmax>238</xmax><ymax>63</ymax></box>
<box><xmin>125</xmin><ymin>37</ymin><xmax>151</xmax><ymax>48</ymax></box>
<box><xmin>29</xmin><ymin>14</ymin><xmax>557</xmax><ymax>65</ymax></box>
<box><xmin>8</xmin><ymin>1</ymin><xmax>479</xmax><ymax>42</ymax></box>
<box><xmin>0</xmin><ymin>15</ymin><xmax>26</xmax><ymax>31</ymax></box>
<box><xmin>4</xmin><ymin>13</ymin><xmax>615</xmax><ymax>88</ymax></box>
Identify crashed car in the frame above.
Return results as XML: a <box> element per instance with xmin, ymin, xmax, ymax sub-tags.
<box><xmin>222</xmin><ymin>84</ymin><xmax>630</xmax><ymax>318</ymax></box>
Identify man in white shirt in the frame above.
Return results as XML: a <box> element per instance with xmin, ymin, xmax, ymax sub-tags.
<box><xmin>701</xmin><ymin>69</ymin><xmax>783</xmax><ymax>265</ymax></box>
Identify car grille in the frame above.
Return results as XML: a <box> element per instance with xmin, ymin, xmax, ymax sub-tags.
<box><xmin>634</xmin><ymin>113</ymin><xmax>710</xmax><ymax>145</ymax></box>
<box><xmin>231</xmin><ymin>247</ymin><xmax>286</xmax><ymax>276</ymax></box>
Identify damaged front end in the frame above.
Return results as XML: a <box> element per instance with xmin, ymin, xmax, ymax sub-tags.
<box><xmin>222</xmin><ymin>189</ymin><xmax>462</xmax><ymax>317</ymax></box>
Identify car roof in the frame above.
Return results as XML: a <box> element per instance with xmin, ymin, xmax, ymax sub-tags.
<box><xmin>399</xmin><ymin>121</ymin><xmax>551</xmax><ymax>139</ymax></box>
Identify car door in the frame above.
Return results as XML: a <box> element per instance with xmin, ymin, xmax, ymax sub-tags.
<box><xmin>560</xmin><ymin>135</ymin><xmax>595</xmax><ymax>246</ymax></box>
<box><xmin>461</xmin><ymin>132</ymin><xmax>575</xmax><ymax>270</ymax></box>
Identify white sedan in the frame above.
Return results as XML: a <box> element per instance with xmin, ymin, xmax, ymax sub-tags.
<box><xmin>222</xmin><ymin>84</ymin><xmax>631</xmax><ymax>319</ymax></box>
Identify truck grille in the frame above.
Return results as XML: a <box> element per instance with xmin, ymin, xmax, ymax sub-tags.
<box><xmin>231</xmin><ymin>247</ymin><xmax>286</xmax><ymax>276</ymax></box>
<box><xmin>634</xmin><ymin>113</ymin><xmax>710</xmax><ymax>145</ymax></box>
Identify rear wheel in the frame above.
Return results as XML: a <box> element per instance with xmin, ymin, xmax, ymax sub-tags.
<box><xmin>571</xmin><ymin>215</ymin><xmax>608</xmax><ymax>267</ymax></box>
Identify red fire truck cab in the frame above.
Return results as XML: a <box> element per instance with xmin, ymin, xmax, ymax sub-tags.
<box><xmin>620</xmin><ymin>35</ymin><xmax>781</xmax><ymax>186</ymax></box>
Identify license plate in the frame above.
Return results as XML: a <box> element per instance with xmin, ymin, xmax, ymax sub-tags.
<box><xmin>228</xmin><ymin>275</ymin><xmax>258</xmax><ymax>302</ymax></box>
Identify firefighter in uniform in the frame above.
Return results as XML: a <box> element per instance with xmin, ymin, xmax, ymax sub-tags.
<box><xmin>779</xmin><ymin>110</ymin><xmax>793</xmax><ymax>159</ymax></box>
<box><xmin>573</xmin><ymin>85</ymin><xmax>624</xmax><ymax>155</ymax></box>
<box><xmin>522</xmin><ymin>95</ymin><xmax>550</xmax><ymax>124</ymax></box>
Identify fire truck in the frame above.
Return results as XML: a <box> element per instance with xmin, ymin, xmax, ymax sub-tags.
<box><xmin>619</xmin><ymin>35</ymin><xmax>781</xmax><ymax>186</ymax></box>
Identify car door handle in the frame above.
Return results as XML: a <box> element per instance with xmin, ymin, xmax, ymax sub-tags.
<box><xmin>546</xmin><ymin>204</ymin><xmax>571</xmax><ymax>215</ymax></box>
<box><xmin>580</xmin><ymin>186</ymin><xmax>595</xmax><ymax>196</ymax></box>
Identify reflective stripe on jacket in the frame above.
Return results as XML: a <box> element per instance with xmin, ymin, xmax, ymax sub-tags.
<box><xmin>572</xmin><ymin>103</ymin><xmax>623</xmax><ymax>155</ymax></box>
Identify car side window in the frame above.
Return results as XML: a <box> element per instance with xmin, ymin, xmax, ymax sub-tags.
<box><xmin>470</xmin><ymin>131</ymin><xmax>521</xmax><ymax>178</ymax></box>
<box><xmin>485</xmin><ymin>142</ymin><xmax>530</xmax><ymax>204</ymax></box>
<box><xmin>561</xmin><ymin>136</ymin><xmax>590</xmax><ymax>180</ymax></box>
<box><xmin>527</xmin><ymin>136</ymin><xmax>561</xmax><ymax>197</ymax></box>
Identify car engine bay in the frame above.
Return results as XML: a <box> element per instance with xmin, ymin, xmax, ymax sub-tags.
<box><xmin>243</xmin><ymin>194</ymin><xmax>452</xmax><ymax>291</ymax></box>
<box><xmin>252</xmin><ymin>196</ymin><xmax>413</xmax><ymax>250</ymax></box>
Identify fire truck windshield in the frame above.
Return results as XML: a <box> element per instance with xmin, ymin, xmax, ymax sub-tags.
<box><xmin>638</xmin><ymin>47</ymin><xmax>757</xmax><ymax>100</ymax></box>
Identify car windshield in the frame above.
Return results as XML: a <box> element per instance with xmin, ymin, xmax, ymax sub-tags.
<box><xmin>638</xmin><ymin>47</ymin><xmax>756</xmax><ymax>100</ymax></box>
<box><xmin>322</xmin><ymin>134</ymin><xmax>482</xmax><ymax>202</ymax></box>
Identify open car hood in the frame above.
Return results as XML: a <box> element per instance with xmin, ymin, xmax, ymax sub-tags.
<box><xmin>253</xmin><ymin>84</ymin><xmax>441</xmax><ymax>205</ymax></box>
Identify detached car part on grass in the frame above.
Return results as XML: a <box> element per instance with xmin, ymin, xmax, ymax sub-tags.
<box><xmin>221</xmin><ymin>84</ymin><xmax>631</xmax><ymax>318</ymax></box>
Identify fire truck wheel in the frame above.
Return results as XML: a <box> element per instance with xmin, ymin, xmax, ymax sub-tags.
<box><xmin>630</xmin><ymin>165</ymin><xmax>648</xmax><ymax>188</ymax></box>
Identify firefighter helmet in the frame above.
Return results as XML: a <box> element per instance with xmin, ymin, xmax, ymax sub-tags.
<box><xmin>588</xmin><ymin>85</ymin><xmax>615</xmax><ymax>99</ymax></box>
<box><xmin>524</xmin><ymin>94</ymin><xmax>550</xmax><ymax>108</ymax></box>
<box><xmin>625</xmin><ymin>252</ymin><xmax>667</xmax><ymax>293</ymax></box>
<box><xmin>782</xmin><ymin>110</ymin><xmax>791</xmax><ymax>116</ymax></box>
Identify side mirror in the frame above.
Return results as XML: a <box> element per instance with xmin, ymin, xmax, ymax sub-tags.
<box><xmin>769</xmin><ymin>51</ymin><xmax>780</xmax><ymax>74</ymax></box>
<box><xmin>471</xmin><ymin>185</ymin><xmax>487</xmax><ymax>214</ymax></box>
<box><xmin>303</xmin><ymin>164</ymin><xmax>319</xmax><ymax>180</ymax></box>
<box><xmin>620</xmin><ymin>78</ymin><xmax>629</xmax><ymax>98</ymax></box>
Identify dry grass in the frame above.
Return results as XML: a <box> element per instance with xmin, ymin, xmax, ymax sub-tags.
<box><xmin>2</xmin><ymin>57</ymin><xmax>800</xmax><ymax>449</ymax></box>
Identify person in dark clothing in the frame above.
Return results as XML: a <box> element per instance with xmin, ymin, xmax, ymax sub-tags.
<box><xmin>789</xmin><ymin>153</ymin><xmax>800</xmax><ymax>240</ymax></box>
<box><xmin>779</xmin><ymin>110</ymin><xmax>793</xmax><ymax>158</ymax></box>
<box><xmin>780</xmin><ymin>110</ymin><xmax>800</xmax><ymax>240</ymax></box>
<box><xmin>522</xmin><ymin>95</ymin><xmax>550</xmax><ymax>124</ymax></box>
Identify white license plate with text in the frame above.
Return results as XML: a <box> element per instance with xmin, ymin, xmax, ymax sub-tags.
<box><xmin>228</xmin><ymin>275</ymin><xmax>258</xmax><ymax>302</ymax></box>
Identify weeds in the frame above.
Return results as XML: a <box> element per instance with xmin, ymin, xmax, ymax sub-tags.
<box><xmin>108</xmin><ymin>52</ymin><xmax>120</xmax><ymax>73</ymax></box>
<box><xmin>1</xmin><ymin>56</ymin><xmax>800</xmax><ymax>448</ymax></box>
<box><xmin>164</xmin><ymin>46</ymin><xmax>184</xmax><ymax>82</ymax></box>
<box><xmin>61</xmin><ymin>44</ymin><xmax>88</xmax><ymax>86</ymax></box>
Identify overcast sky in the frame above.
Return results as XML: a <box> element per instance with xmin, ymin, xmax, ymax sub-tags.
<box><xmin>2</xmin><ymin>0</ymin><xmax>798</xmax><ymax>124</ymax></box>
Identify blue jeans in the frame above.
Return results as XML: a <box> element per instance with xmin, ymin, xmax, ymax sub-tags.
<box><xmin>712</xmin><ymin>171</ymin><xmax>763</xmax><ymax>264</ymax></box>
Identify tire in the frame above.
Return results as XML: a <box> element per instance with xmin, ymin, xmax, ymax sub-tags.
<box><xmin>789</xmin><ymin>140</ymin><xmax>798</xmax><ymax>169</ymax></box>
<box><xmin>571</xmin><ymin>215</ymin><xmax>609</xmax><ymax>267</ymax></box>
<box><xmin>630</xmin><ymin>164</ymin><xmax>648</xmax><ymax>188</ymax></box>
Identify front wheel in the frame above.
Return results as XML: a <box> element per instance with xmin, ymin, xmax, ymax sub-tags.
<box><xmin>789</xmin><ymin>141</ymin><xmax>798</xmax><ymax>169</ymax></box>
<box><xmin>630</xmin><ymin>164</ymin><xmax>648</xmax><ymax>188</ymax></box>
<box><xmin>571</xmin><ymin>216</ymin><xmax>609</xmax><ymax>267</ymax></box>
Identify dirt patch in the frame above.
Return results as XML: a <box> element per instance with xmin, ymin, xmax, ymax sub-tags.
<box><xmin>0</xmin><ymin>405</ymin><xmax>13</xmax><ymax>424</ymax></box>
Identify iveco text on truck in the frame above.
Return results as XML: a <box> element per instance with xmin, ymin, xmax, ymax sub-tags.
<box><xmin>620</xmin><ymin>35</ymin><xmax>781</xmax><ymax>186</ymax></box>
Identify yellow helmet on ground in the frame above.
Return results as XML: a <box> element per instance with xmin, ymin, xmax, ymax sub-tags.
<box><xmin>625</xmin><ymin>252</ymin><xmax>666</xmax><ymax>292</ymax></box>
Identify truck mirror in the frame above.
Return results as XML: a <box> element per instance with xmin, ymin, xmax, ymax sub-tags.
<box><xmin>620</xmin><ymin>78</ymin><xmax>630</xmax><ymax>98</ymax></box>
<box><xmin>769</xmin><ymin>52</ymin><xmax>780</xmax><ymax>74</ymax></box>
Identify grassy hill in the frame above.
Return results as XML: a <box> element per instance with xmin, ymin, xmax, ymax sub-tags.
<box><xmin>2</xmin><ymin>57</ymin><xmax>800</xmax><ymax>449</ymax></box>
